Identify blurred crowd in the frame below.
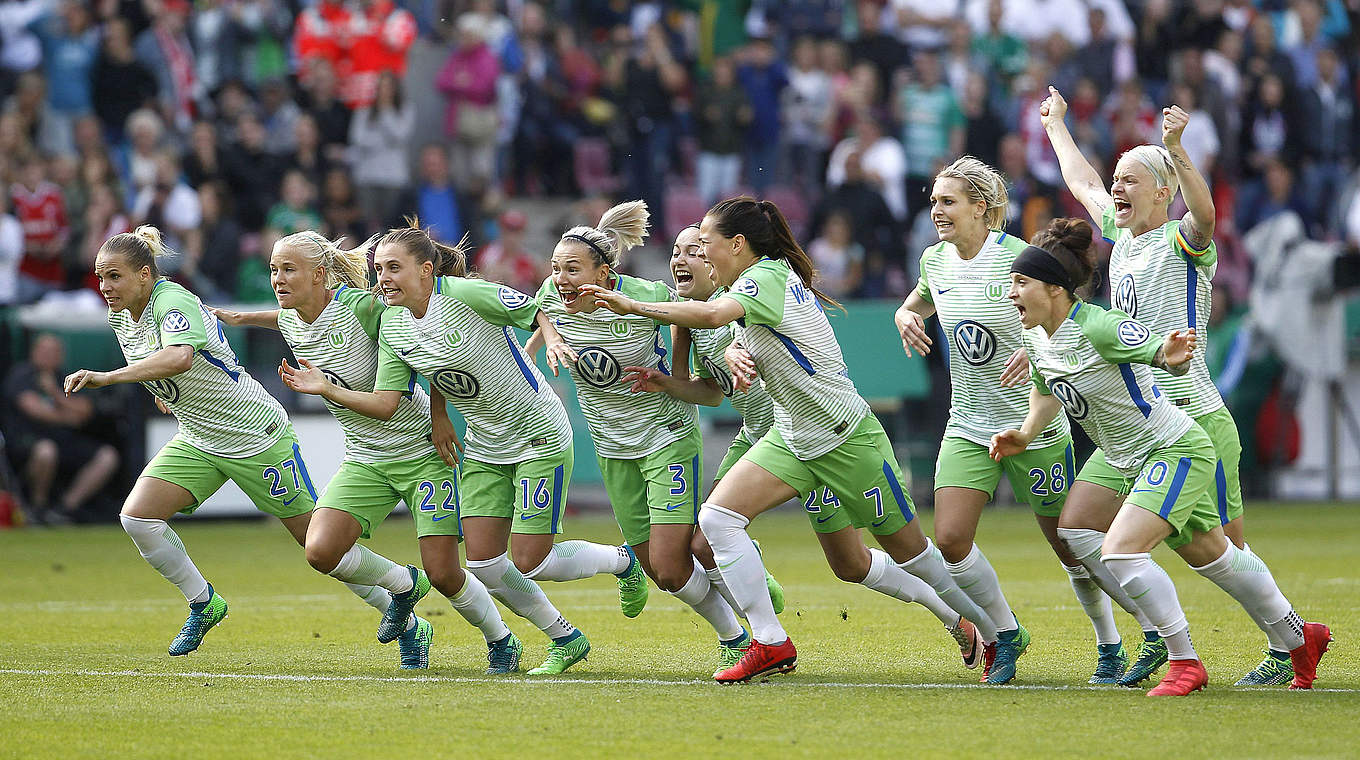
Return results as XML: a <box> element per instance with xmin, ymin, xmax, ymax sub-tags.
<box><xmin>0</xmin><ymin>0</ymin><xmax>1355</xmax><ymax>307</ymax></box>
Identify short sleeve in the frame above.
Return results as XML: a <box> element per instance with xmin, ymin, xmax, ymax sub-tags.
<box><xmin>1099</xmin><ymin>204</ymin><xmax>1119</xmax><ymax>245</ymax></box>
<box><xmin>915</xmin><ymin>248</ymin><xmax>935</xmax><ymax>304</ymax></box>
<box><xmin>374</xmin><ymin>313</ymin><xmax>416</xmax><ymax>393</ymax></box>
<box><xmin>1169</xmin><ymin>219</ymin><xmax>1218</xmax><ymax>267</ymax></box>
<box><xmin>335</xmin><ymin>286</ymin><xmax>385</xmax><ymax>342</ymax></box>
<box><xmin>445</xmin><ymin>276</ymin><xmax>538</xmax><ymax>330</ymax></box>
<box><xmin>1030</xmin><ymin>362</ymin><xmax>1051</xmax><ymax>395</ymax></box>
<box><xmin>534</xmin><ymin>277</ymin><xmax>557</xmax><ymax>309</ymax></box>
<box><xmin>1080</xmin><ymin>305</ymin><xmax>1161</xmax><ymax>365</ymax></box>
<box><xmin>720</xmin><ymin>260</ymin><xmax>786</xmax><ymax>327</ymax></box>
<box><xmin>153</xmin><ymin>287</ymin><xmax>208</xmax><ymax>351</ymax></box>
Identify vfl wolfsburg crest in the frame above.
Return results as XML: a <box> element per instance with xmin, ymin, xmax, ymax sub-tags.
<box><xmin>610</xmin><ymin>321</ymin><xmax>630</xmax><ymax>338</ymax></box>
<box><xmin>1064</xmin><ymin>350</ymin><xmax>1081</xmax><ymax>369</ymax></box>
<box><xmin>444</xmin><ymin>329</ymin><xmax>464</xmax><ymax>349</ymax></box>
<box><xmin>985</xmin><ymin>281</ymin><xmax>1008</xmax><ymax>302</ymax></box>
<box><xmin>327</xmin><ymin>329</ymin><xmax>345</xmax><ymax>349</ymax></box>
<box><xmin>576</xmin><ymin>346</ymin><xmax>621</xmax><ymax>387</ymax></box>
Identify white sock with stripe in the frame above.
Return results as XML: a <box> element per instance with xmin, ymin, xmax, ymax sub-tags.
<box><xmin>1191</xmin><ymin>540</ymin><xmax>1304</xmax><ymax>651</ymax></box>
<box><xmin>1059</xmin><ymin>527</ymin><xmax>1158</xmax><ymax>633</ymax></box>
<box><xmin>704</xmin><ymin>567</ymin><xmax>744</xmax><ymax>619</ymax></box>
<box><xmin>862</xmin><ymin>548</ymin><xmax>958</xmax><ymax>625</ymax></box>
<box><xmin>466</xmin><ymin>553</ymin><xmax>575</xmax><ymax>641</ymax></box>
<box><xmin>327</xmin><ymin>544</ymin><xmax>413</xmax><ymax>593</ymax></box>
<box><xmin>899</xmin><ymin>538</ymin><xmax>999</xmax><ymax>642</ymax></box>
<box><xmin>1063</xmin><ymin>563</ymin><xmax>1121</xmax><ymax>645</ymax></box>
<box><xmin>344</xmin><ymin>583</ymin><xmax>391</xmax><ymax>613</ymax></box>
<box><xmin>1102</xmin><ymin>552</ymin><xmax>1197</xmax><ymax>660</ymax></box>
<box><xmin>524</xmin><ymin>541</ymin><xmax>630</xmax><ymax>581</ymax></box>
<box><xmin>672</xmin><ymin>559</ymin><xmax>746</xmax><ymax>642</ymax></box>
<box><xmin>943</xmin><ymin>544</ymin><xmax>1017</xmax><ymax>633</ymax></box>
<box><xmin>1243</xmin><ymin>545</ymin><xmax>1292</xmax><ymax>652</ymax></box>
<box><xmin>698</xmin><ymin>504</ymin><xmax>786</xmax><ymax>645</ymax></box>
<box><xmin>447</xmin><ymin>571</ymin><xmax>511</xmax><ymax>643</ymax></box>
<box><xmin>120</xmin><ymin>515</ymin><xmax>210</xmax><ymax>604</ymax></box>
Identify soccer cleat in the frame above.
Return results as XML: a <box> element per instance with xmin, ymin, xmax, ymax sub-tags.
<box><xmin>1146</xmin><ymin>658</ymin><xmax>1208</xmax><ymax>696</ymax></box>
<box><xmin>751</xmin><ymin>540</ymin><xmax>786</xmax><ymax>615</ymax></box>
<box><xmin>978</xmin><ymin>642</ymin><xmax>996</xmax><ymax>682</ymax></box>
<box><xmin>485</xmin><ymin>631</ymin><xmax>523</xmax><ymax>675</ymax></box>
<box><xmin>714</xmin><ymin>637</ymin><xmax>797</xmax><ymax>683</ymax></box>
<box><xmin>1117</xmin><ymin>633</ymin><xmax>1168</xmax><ymax>686</ymax></box>
<box><xmin>1287</xmin><ymin>622</ymin><xmax>1332</xmax><ymax>690</ymax></box>
<box><xmin>527</xmin><ymin>632</ymin><xmax>590</xmax><ymax>675</ymax></box>
<box><xmin>985</xmin><ymin>624</ymin><xmax>1031</xmax><ymax>684</ymax></box>
<box><xmin>715</xmin><ymin>632</ymin><xmax>753</xmax><ymax>676</ymax></box>
<box><xmin>1234</xmin><ymin>650</ymin><xmax>1294</xmax><ymax>686</ymax></box>
<box><xmin>616</xmin><ymin>545</ymin><xmax>649</xmax><ymax>618</ymax></box>
<box><xmin>377</xmin><ymin>566</ymin><xmax>431</xmax><ymax>644</ymax></box>
<box><xmin>168</xmin><ymin>584</ymin><xmax>228</xmax><ymax>656</ymax></box>
<box><xmin>948</xmin><ymin>616</ymin><xmax>985</xmax><ymax>669</ymax></box>
<box><xmin>1089</xmin><ymin>642</ymin><xmax>1129</xmax><ymax>684</ymax></box>
<box><xmin>396</xmin><ymin>616</ymin><xmax>432</xmax><ymax>670</ymax></box>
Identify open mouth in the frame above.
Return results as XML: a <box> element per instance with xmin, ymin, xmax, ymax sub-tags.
<box><xmin>557</xmin><ymin>286</ymin><xmax>579</xmax><ymax>306</ymax></box>
<box><xmin>1015</xmin><ymin>304</ymin><xmax>1027</xmax><ymax>319</ymax></box>
<box><xmin>934</xmin><ymin>218</ymin><xmax>953</xmax><ymax>234</ymax></box>
<box><xmin>1113</xmin><ymin>198</ymin><xmax>1132</xmax><ymax>218</ymax></box>
<box><xmin>673</xmin><ymin>269</ymin><xmax>693</xmax><ymax>287</ymax></box>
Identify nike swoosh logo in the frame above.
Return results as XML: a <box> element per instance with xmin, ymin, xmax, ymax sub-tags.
<box><xmin>938</xmin><ymin>287</ymin><xmax>955</xmax><ymax>294</ymax></box>
<box><xmin>519</xmin><ymin>512</ymin><xmax>544</xmax><ymax>520</ymax></box>
<box><xmin>1041</xmin><ymin>497</ymin><xmax>1062</xmax><ymax>506</ymax></box>
<box><xmin>400</xmin><ymin>347</ymin><xmax>415</xmax><ymax>356</ymax></box>
<box><xmin>1129</xmin><ymin>488</ymin><xmax>1158</xmax><ymax>494</ymax></box>
<box><xmin>663</xmin><ymin>503</ymin><xmax>686</xmax><ymax>512</ymax></box>
<box><xmin>815</xmin><ymin>513</ymin><xmax>834</xmax><ymax>523</ymax></box>
<box><xmin>282</xmin><ymin>495</ymin><xmax>299</xmax><ymax>506</ymax></box>
<box><xmin>718</xmin><ymin>557</ymin><xmax>741</xmax><ymax>569</ymax></box>
<box><xmin>431</xmin><ymin>513</ymin><xmax>455</xmax><ymax>522</ymax></box>
<box><xmin>871</xmin><ymin>517</ymin><xmax>889</xmax><ymax>527</ymax></box>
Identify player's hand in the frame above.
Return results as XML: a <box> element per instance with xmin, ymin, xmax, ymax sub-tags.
<box><xmin>543</xmin><ymin>338</ymin><xmax>578</xmax><ymax>377</ymax></box>
<box><xmin>154</xmin><ymin>397</ymin><xmax>172</xmax><ymax>414</ymax></box>
<box><xmin>1039</xmin><ymin>86</ymin><xmax>1068</xmax><ymax>129</ymax></box>
<box><xmin>63</xmin><ymin>369</ymin><xmax>108</xmax><ymax>395</ymax></box>
<box><xmin>278</xmin><ymin>358</ymin><xmax>330</xmax><ymax>396</ymax></box>
<box><xmin>999</xmin><ymin>348</ymin><xmax>1029</xmax><ymax>387</ymax></box>
<box><xmin>989</xmin><ymin>429</ymin><xmax>1031</xmax><ymax>461</ymax></box>
<box><xmin>1161</xmin><ymin>328</ymin><xmax>1197</xmax><ymax>369</ymax></box>
<box><xmin>894</xmin><ymin>304</ymin><xmax>932</xmax><ymax>357</ymax></box>
<box><xmin>429</xmin><ymin>409</ymin><xmax>464</xmax><ymax>467</ymax></box>
<box><xmin>724</xmin><ymin>342</ymin><xmax>757</xmax><ymax>393</ymax></box>
<box><xmin>1161</xmin><ymin>105</ymin><xmax>1189</xmax><ymax>148</ymax></box>
<box><xmin>208</xmin><ymin>306</ymin><xmax>248</xmax><ymax>326</ymax></box>
<box><xmin>578</xmin><ymin>284</ymin><xmax>638</xmax><ymax>315</ymax></box>
<box><xmin>621</xmin><ymin>366</ymin><xmax>668</xmax><ymax>393</ymax></box>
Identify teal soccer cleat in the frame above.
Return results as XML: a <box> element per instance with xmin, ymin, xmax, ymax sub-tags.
<box><xmin>1117</xmin><ymin>632</ymin><xmax>1168</xmax><ymax>686</ymax></box>
<box><xmin>377</xmin><ymin>566</ymin><xmax>431</xmax><ymax>643</ymax></box>
<box><xmin>1235</xmin><ymin>650</ymin><xmax>1293</xmax><ymax>686</ymax></box>
<box><xmin>397</xmin><ymin>616</ymin><xmax>433</xmax><ymax>670</ymax></box>
<box><xmin>168</xmin><ymin>583</ymin><xmax>228</xmax><ymax>656</ymax></box>
<box><xmin>486</xmin><ymin>632</ymin><xmax>523</xmax><ymax>675</ymax></box>
<box><xmin>1089</xmin><ymin>642</ymin><xmax>1129</xmax><ymax>684</ymax></box>
<box><xmin>985</xmin><ymin>623</ymin><xmax>1031</xmax><ymax>684</ymax></box>
<box><xmin>616</xmin><ymin>545</ymin><xmax>649</xmax><ymax>618</ymax></box>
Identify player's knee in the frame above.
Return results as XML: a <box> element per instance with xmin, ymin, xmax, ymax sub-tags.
<box><xmin>829</xmin><ymin>553</ymin><xmax>870</xmax><ymax>584</ymax></box>
<box><xmin>304</xmin><ymin>542</ymin><xmax>344</xmax><ymax>574</ymax></box>
<box><xmin>510</xmin><ymin>545</ymin><xmax>549</xmax><ymax>577</ymax></box>
<box><xmin>425</xmin><ymin>563</ymin><xmax>466</xmax><ymax>596</ymax></box>
<box><xmin>933</xmin><ymin>530</ymin><xmax>973</xmax><ymax>564</ymax></box>
<box><xmin>690</xmin><ymin>531</ymin><xmax>715</xmax><ymax>568</ymax></box>
<box><xmin>652</xmin><ymin>561</ymin><xmax>690</xmax><ymax>593</ymax></box>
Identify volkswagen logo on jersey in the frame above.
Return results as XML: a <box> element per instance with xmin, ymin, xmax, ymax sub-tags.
<box><xmin>702</xmin><ymin>355</ymin><xmax>734</xmax><ymax>396</ymax></box>
<box><xmin>1117</xmin><ymin>320</ymin><xmax>1151</xmax><ymax>347</ymax></box>
<box><xmin>162</xmin><ymin>310</ymin><xmax>191</xmax><ymax>333</ymax></box>
<box><xmin>1049</xmin><ymin>379</ymin><xmax>1089</xmax><ymax>419</ymax></box>
<box><xmin>498</xmin><ymin>287</ymin><xmax>530</xmax><ymax>309</ymax></box>
<box><xmin>1115</xmin><ymin>274</ymin><xmax>1137</xmax><ymax>317</ymax></box>
<box><xmin>432</xmin><ymin>369</ymin><xmax>480</xmax><ymax>399</ymax></box>
<box><xmin>576</xmin><ymin>346</ymin><xmax>621</xmax><ymax>388</ymax></box>
<box><xmin>144</xmin><ymin>378</ymin><xmax>181</xmax><ymax>403</ymax></box>
<box><xmin>953</xmin><ymin>320</ymin><xmax>997</xmax><ymax>366</ymax></box>
<box><xmin>321</xmin><ymin>368</ymin><xmax>352</xmax><ymax>390</ymax></box>
<box><xmin>733</xmin><ymin>278</ymin><xmax>759</xmax><ymax>298</ymax></box>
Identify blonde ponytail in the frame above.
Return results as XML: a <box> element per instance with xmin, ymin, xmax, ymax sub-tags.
<box><xmin>102</xmin><ymin>224</ymin><xmax>177</xmax><ymax>275</ymax></box>
<box><xmin>275</xmin><ymin>230</ymin><xmax>371</xmax><ymax>289</ymax></box>
<box><xmin>935</xmin><ymin>156</ymin><xmax>1010</xmax><ymax>231</ymax></box>
<box><xmin>560</xmin><ymin>199</ymin><xmax>650</xmax><ymax>268</ymax></box>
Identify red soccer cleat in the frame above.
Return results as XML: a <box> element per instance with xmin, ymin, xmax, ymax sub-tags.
<box><xmin>714</xmin><ymin>637</ymin><xmax>797</xmax><ymax>683</ymax></box>
<box><xmin>951</xmin><ymin>617</ymin><xmax>985</xmax><ymax>670</ymax></box>
<box><xmin>978</xmin><ymin>641</ymin><xmax>996</xmax><ymax>682</ymax></box>
<box><xmin>1146</xmin><ymin>658</ymin><xmax>1208</xmax><ymax>696</ymax></box>
<box><xmin>1288</xmin><ymin>622</ymin><xmax>1332</xmax><ymax>690</ymax></box>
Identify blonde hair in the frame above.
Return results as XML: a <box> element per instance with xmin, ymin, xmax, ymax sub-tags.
<box><xmin>559</xmin><ymin>199</ymin><xmax>650</xmax><ymax>268</ymax></box>
<box><xmin>935</xmin><ymin>156</ymin><xmax>1009</xmax><ymax>230</ymax></box>
<box><xmin>274</xmin><ymin>230</ymin><xmax>370</xmax><ymax>289</ymax></box>
<box><xmin>100</xmin><ymin>224</ymin><xmax>176</xmax><ymax>275</ymax></box>
<box><xmin>1118</xmin><ymin>145</ymin><xmax>1179</xmax><ymax>207</ymax></box>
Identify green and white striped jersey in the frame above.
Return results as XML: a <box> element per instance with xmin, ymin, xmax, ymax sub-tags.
<box><xmin>917</xmin><ymin>231</ymin><xmax>1070</xmax><ymax>448</ymax></box>
<box><xmin>110</xmin><ymin>280</ymin><xmax>287</xmax><ymax>457</ymax></box>
<box><xmin>1102</xmin><ymin>206</ymin><xmax>1223</xmax><ymax>418</ymax></box>
<box><xmin>535</xmin><ymin>274</ymin><xmax>699</xmax><ymax>459</ymax></box>
<box><xmin>278</xmin><ymin>286</ymin><xmax>434</xmax><ymax>464</ymax></box>
<box><xmin>375</xmin><ymin>276</ymin><xmax>571</xmax><ymax>465</ymax></box>
<box><xmin>688</xmin><ymin>288</ymin><xmax>776</xmax><ymax>440</ymax></box>
<box><xmin>1024</xmin><ymin>301</ymin><xmax>1193</xmax><ymax>477</ymax></box>
<box><xmin>722</xmin><ymin>258</ymin><xmax>870</xmax><ymax>460</ymax></box>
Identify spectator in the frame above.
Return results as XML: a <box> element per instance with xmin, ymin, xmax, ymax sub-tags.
<box><xmin>5</xmin><ymin>71</ymin><xmax>66</xmax><ymax>156</ymax></box>
<box><xmin>611</xmin><ymin>22</ymin><xmax>686</xmax><ymax>236</ymax></box>
<box><xmin>1240</xmin><ymin>72</ymin><xmax>1301</xmax><ymax>180</ymax></box>
<box><xmin>890</xmin><ymin>0</ymin><xmax>957</xmax><ymax>50</ymax></box>
<box><xmin>120</xmin><ymin>107</ymin><xmax>165</xmax><ymax>197</ymax></box>
<box><xmin>299</xmin><ymin>59</ymin><xmax>350</xmax><ymax>158</ymax></box>
<box><xmin>475</xmin><ymin>209</ymin><xmax>542</xmax><ymax>294</ymax></box>
<box><xmin>696</xmin><ymin>56</ymin><xmax>752</xmax><ymax>207</ymax></box>
<box><xmin>345</xmin><ymin>0</ymin><xmax>417</xmax><ymax>110</ymax></box>
<box><xmin>73</xmin><ymin>182</ymin><xmax>129</xmax><ymax>291</ymax></box>
<box><xmin>998</xmin><ymin>0</ymin><xmax>1091</xmax><ymax>48</ymax></box>
<box><xmin>188</xmin><ymin>0</ymin><xmax>244</xmax><ymax>98</ymax></box>
<box><xmin>510</xmin><ymin>2</ymin><xmax>577</xmax><ymax>196</ymax></box>
<box><xmin>35</xmin><ymin>0</ymin><xmax>98</xmax><ymax>140</ymax></box>
<box><xmin>1243</xmin><ymin>13</ymin><xmax>1296</xmax><ymax>94</ymax></box>
<box><xmin>397</xmin><ymin>144</ymin><xmax>464</xmax><ymax>246</ymax></box>
<box><xmin>1069</xmin><ymin>6</ymin><xmax>1117</xmax><ymax>95</ymax></box>
<box><xmin>1133</xmin><ymin>0</ymin><xmax>1176</xmax><ymax>90</ymax></box>
<box><xmin>0</xmin><ymin>189</ymin><xmax>23</xmax><ymax>304</ymax></box>
<box><xmin>285</xmin><ymin>113</ymin><xmax>331</xmax><ymax>194</ymax></box>
<box><xmin>91</xmin><ymin>17</ymin><xmax>157</xmax><ymax>145</ymax></box>
<box><xmin>12</xmin><ymin>153</ymin><xmax>68</xmax><ymax>293</ymax></box>
<box><xmin>188</xmin><ymin>180</ymin><xmax>242</xmax><ymax>298</ymax></box>
<box><xmin>318</xmin><ymin>168</ymin><xmax>364</xmax><ymax>242</ymax></box>
<box><xmin>182</xmin><ymin>119</ymin><xmax>224</xmax><ymax>190</ymax></box>
<box><xmin>0</xmin><ymin>0</ymin><xmax>45</xmax><ymax>101</ymax></box>
<box><xmin>806</xmin><ymin>210</ymin><xmax>864</xmax><ymax>299</ymax></box>
<box><xmin>258</xmin><ymin>78</ymin><xmax>301</xmax><ymax>155</ymax></box>
<box><xmin>1238</xmin><ymin>157</ymin><xmax>1306</xmax><ymax>232</ymax></box>
<box><xmin>1299</xmin><ymin>46</ymin><xmax>1355</xmax><ymax>232</ymax></box>
<box><xmin>349</xmin><ymin>71</ymin><xmax>414</xmax><ymax>229</ymax></box>
<box><xmin>968</xmin><ymin>0</ymin><xmax>1028</xmax><ymax>92</ymax></box>
<box><xmin>897</xmin><ymin>51</ymin><xmax>965</xmax><ymax>220</ymax></box>
<box><xmin>132</xmin><ymin>151</ymin><xmax>201</xmax><ymax>256</ymax></box>
<box><xmin>1162</xmin><ymin>82</ymin><xmax>1219</xmax><ymax>181</ymax></box>
<box><xmin>222</xmin><ymin>111</ymin><xmax>284</xmax><ymax>230</ymax></box>
<box><xmin>811</xmin><ymin>149</ymin><xmax>905</xmax><ymax>274</ymax></box>
<box><xmin>292</xmin><ymin>0</ymin><xmax>351</xmax><ymax>100</ymax></box>
<box><xmin>781</xmin><ymin>36</ymin><xmax>833</xmax><ymax>189</ymax></box>
<box><xmin>438</xmin><ymin>14</ymin><xmax>501</xmax><ymax>194</ymax></box>
<box><xmin>264</xmin><ymin>169</ymin><xmax>321</xmax><ymax>252</ymax></box>
<box><xmin>850</xmin><ymin>0</ymin><xmax>910</xmax><ymax>100</ymax></box>
<box><xmin>133</xmin><ymin>0</ymin><xmax>195</xmax><ymax>132</ymax></box>
<box><xmin>1283</xmin><ymin>0</ymin><xmax>1330</xmax><ymax>90</ymax></box>
<box><xmin>827</xmin><ymin>114</ymin><xmax>908</xmax><ymax>221</ymax></box>
<box><xmin>961</xmin><ymin>71</ymin><xmax>1005</xmax><ymax>167</ymax></box>
<box><xmin>3</xmin><ymin>333</ymin><xmax>120</xmax><ymax>524</ymax></box>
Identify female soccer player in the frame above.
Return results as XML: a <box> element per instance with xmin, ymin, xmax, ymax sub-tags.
<box><xmin>1042</xmin><ymin>85</ymin><xmax>1291</xmax><ymax>686</ymax></box>
<box><xmin>581</xmin><ymin>197</ymin><xmax>997</xmax><ymax>684</ymax></box>
<box><xmin>63</xmin><ymin>226</ymin><xmax>399</xmax><ymax>658</ymax></box>
<box><xmin>991</xmin><ymin>218</ymin><xmax>1329</xmax><ymax>695</ymax></box>
<box><xmin>627</xmin><ymin>223</ymin><xmax>984</xmax><ymax>673</ymax></box>
<box><xmin>211</xmin><ymin>231</ymin><xmax>518</xmax><ymax>672</ymax></box>
<box><xmin>529</xmin><ymin>201</ymin><xmax>756</xmax><ymax>673</ymax></box>
<box><xmin>892</xmin><ymin>156</ymin><xmax>1146</xmax><ymax>684</ymax></box>
<box><xmin>277</xmin><ymin>222</ymin><xmax>636</xmax><ymax>676</ymax></box>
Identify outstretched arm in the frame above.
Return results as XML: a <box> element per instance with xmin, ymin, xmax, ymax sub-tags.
<box><xmin>209</xmin><ymin>307</ymin><xmax>281</xmax><ymax>331</ymax></box>
<box><xmin>1161</xmin><ymin>106</ymin><xmax>1215</xmax><ymax>250</ymax></box>
<box><xmin>579</xmin><ymin>284</ymin><xmax>746</xmax><ymax>329</ymax></box>
<box><xmin>621</xmin><ymin>366</ymin><xmax>725</xmax><ymax>406</ymax></box>
<box><xmin>279</xmin><ymin>358</ymin><xmax>402</xmax><ymax>420</ymax></box>
<box><xmin>1040</xmin><ymin>86</ymin><xmax>1113</xmax><ymax>221</ymax></box>
<box><xmin>1151</xmin><ymin>329</ymin><xmax>1197</xmax><ymax>376</ymax></box>
<box><xmin>64</xmin><ymin>345</ymin><xmax>195</xmax><ymax>394</ymax></box>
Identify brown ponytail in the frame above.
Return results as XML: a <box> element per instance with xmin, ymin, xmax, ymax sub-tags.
<box><xmin>708</xmin><ymin>196</ymin><xmax>843</xmax><ymax>312</ymax></box>
<box><xmin>378</xmin><ymin>216</ymin><xmax>473</xmax><ymax>278</ymax></box>
<box><xmin>1030</xmin><ymin>218</ymin><xmax>1098</xmax><ymax>296</ymax></box>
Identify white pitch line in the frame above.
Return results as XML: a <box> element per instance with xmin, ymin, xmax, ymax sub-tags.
<box><xmin>1</xmin><ymin>668</ymin><xmax>1357</xmax><ymax>693</ymax></box>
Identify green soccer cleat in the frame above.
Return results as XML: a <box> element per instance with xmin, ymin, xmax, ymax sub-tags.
<box><xmin>751</xmin><ymin>540</ymin><xmax>785</xmax><ymax>615</ymax></box>
<box><xmin>1235</xmin><ymin>650</ymin><xmax>1294</xmax><ymax>686</ymax></box>
<box><xmin>1089</xmin><ymin>642</ymin><xmax>1129</xmax><ymax>684</ymax></box>
<box><xmin>168</xmin><ymin>583</ymin><xmax>228</xmax><ymax>656</ymax></box>
<box><xmin>377</xmin><ymin>566</ymin><xmax>431</xmax><ymax>644</ymax></box>
<box><xmin>486</xmin><ymin>632</ymin><xmax>523</xmax><ymax>675</ymax></box>
<box><xmin>715</xmin><ymin>632</ymin><xmax>753</xmax><ymax>677</ymax></box>
<box><xmin>1118</xmin><ymin>632</ymin><xmax>1168</xmax><ymax>687</ymax></box>
<box><xmin>397</xmin><ymin>616</ymin><xmax>433</xmax><ymax>670</ymax></box>
<box><xmin>527</xmin><ymin>631</ymin><xmax>590</xmax><ymax>675</ymax></box>
<box><xmin>616</xmin><ymin>545</ymin><xmax>649</xmax><ymax>618</ymax></box>
<box><xmin>985</xmin><ymin>623</ymin><xmax>1031</xmax><ymax>685</ymax></box>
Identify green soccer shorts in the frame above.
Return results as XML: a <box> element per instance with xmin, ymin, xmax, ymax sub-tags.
<box><xmin>1123</xmin><ymin>424</ymin><xmax>1222</xmax><ymax>550</ymax></box>
<box><xmin>598</xmin><ymin>426</ymin><xmax>703</xmax><ymax>547</ymax></box>
<box><xmin>744</xmin><ymin>414</ymin><xmax>914</xmax><ymax>536</ymax></box>
<box><xmin>459</xmin><ymin>446</ymin><xmax>573</xmax><ymax>535</ymax></box>
<box><xmin>319</xmin><ymin>452</ymin><xmax>463</xmax><ymax>539</ymax></box>
<box><xmin>713</xmin><ymin>427</ymin><xmax>757</xmax><ymax>484</ymax></box>
<box><xmin>1195</xmin><ymin>406</ymin><xmax>1244</xmax><ymax>525</ymax></box>
<box><xmin>935</xmin><ymin>435</ymin><xmax>1076</xmax><ymax>517</ymax></box>
<box><xmin>143</xmin><ymin>426</ymin><xmax>316</xmax><ymax>519</ymax></box>
<box><xmin>1075</xmin><ymin>446</ymin><xmax>1132</xmax><ymax>496</ymax></box>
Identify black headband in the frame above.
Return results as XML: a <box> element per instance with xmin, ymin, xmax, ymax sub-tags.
<box><xmin>1011</xmin><ymin>245</ymin><xmax>1075</xmax><ymax>292</ymax></box>
<box><xmin>564</xmin><ymin>233</ymin><xmax>610</xmax><ymax>264</ymax></box>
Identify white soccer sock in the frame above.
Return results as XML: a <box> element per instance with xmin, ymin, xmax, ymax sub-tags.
<box><xmin>524</xmin><ymin>541</ymin><xmax>630</xmax><ymax>581</ymax></box>
<box><xmin>900</xmin><ymin>538</ymin><xmax>999</xmax><ymax>642</ymax></box>
<box><xmin>447</xmin><ymin>570</ymin><xmax>511</xmax><ymax>644</ymax></box>
<box><xmin>467</xmin><ymin>553</ymin><xmax>575</xmax><ymax>641</ymax></box>
<box><xmin>1059</xmin><ymin>527</ymin><xmax>1158</xmax><ymax>632</ymax></box>
<box><xmin>862</xmin><ymin>548</ymin><xmax>958</xmax><ymax>626</ymax></box>
<box><xmin>704</xmin><ymin>567</ymin><xmax>744</xmax><ymax>619</ymax></box>
<box><xmin>1191</xmin><ymin>541</ymin><xmax>1304</xmax><ymax>651</ymax></box>
<box><xmin>1063</xmin><ymin>563</ymin><xmax>1121</xmax><ymax>645</ymax></box>
<box><xmin>120</xmin><ymin>515</ymin><xmax>209</xmax><ymax>604</ymax></box>
<box><xmin>327</xmin><ymin>544</ymin><xmax>413</xmax><ymax>593</ymax></box>
<box><xmin>673</xmin><ymin>559</ymin><xmax>746</xmax><ymax>641</ymax></box>
<box><xmin>1102</xmin><ymin>552</ymin><xmax>1197</xmax><ymax>660</ymax></box>
<box><xmin>343</xmin><ymin>582</ymin><xmax>391</xmax><ymax>614</ymax></box>
<box><xmin>943</xmin><ymin>544</ymin><xmax>1017</xmax><ymax>633</ymax></box>
<box><xmin>1243</xmin><ymin>544</ymin><xmax>1292</xmax><ymax>652</ymax></box>
<box><xmin>698</xmin><ymin>504</ymin><xmax>785</xmax><ymax>645</ymax></box>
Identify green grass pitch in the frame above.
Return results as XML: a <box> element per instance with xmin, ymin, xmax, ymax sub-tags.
<box><xmin>2</xmin><ymin>503</ymin><xmax>1357</xmax><ymax>759</ymax></box>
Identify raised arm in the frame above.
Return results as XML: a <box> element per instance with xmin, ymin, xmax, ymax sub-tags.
<box><xmin>209</xmin><ymin>307</ymin><xmax>281</xmax><ymax>330</ymax></box>
<box><xmin>64</xmin><ymin>345</ymin><xmax>195</xmax><ymax>395</ymax></box>
<box><xmin>1040</xmin><ymin>86</ymin><xmax>1114</xmax><ymax>221</ymax></box>
<box><xmin>1160</xmin><ymin>106</ymin><xmax>1215</xmax><ymax>249</ymax></box>
<box><xmin>621</xmin><ymin>365</ymin><xmax>725</xmax><ymax>406</ymax></box>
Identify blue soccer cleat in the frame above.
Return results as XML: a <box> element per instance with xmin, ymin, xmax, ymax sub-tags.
<box><xmin>168</xmin><ymin>583</ymin><xmax>228</xmax><ymax>656</ymax></box>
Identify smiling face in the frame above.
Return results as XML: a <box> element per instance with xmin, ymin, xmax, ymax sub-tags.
<box><xmin>1109</xmin><ymin>157</ymin><xmax>1169</xmax><ymax>231</ymax></box>
<box><xmin>930</xmin><ymin>176</ymin><xmax>986</xmax><ymax>244</ymax></box>
<box><xmin>1008</xmin><ymin>272</ymin><xmax>1064</xmax><ymax>330</ymax></box>
<box><xmin>269</xmin><ymin>244</ymin><xmax>324</xmax><ymax>311</ymax></box>
<box><xmin>374</xmin><ymin>242</ymin><xmax>432</xmax><ymax>309</ymax></box>
<box><xmin>94</xmin><ymin>250</ymin><xmax>154</xmax><ymax>314</ymax></box>
<box><xmin>670</xmin><ymin>227</ymin><xmax>716</xmax><ymax>300</ymax></box>
<box><xmin>697</xmin><ymin>214</ymin><xmax>751</xmax><ymax>288</ymax></box>
<box><xmin>550</xmin><ymin>241</ymin><xmax>609</xmax><ymax>313</ymax></box>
